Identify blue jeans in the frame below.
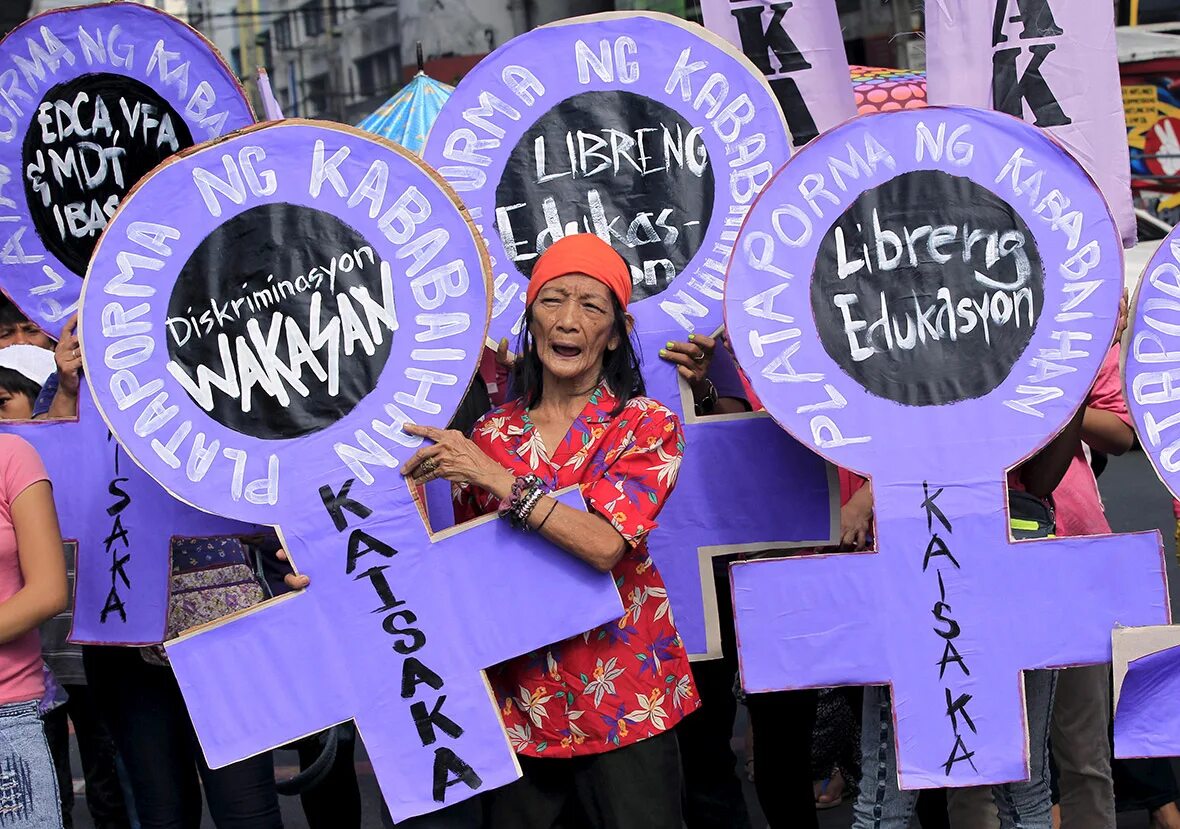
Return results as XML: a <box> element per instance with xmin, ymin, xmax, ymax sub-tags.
<box><xmin>853</xmin><ymin>671</ymin><xmax>1057</xmax><ymax>829</ymax></box>
<box><xmin>0</xmin><ymin>699</ymin><xmax>64</xmax><ymax>828</ymax></box>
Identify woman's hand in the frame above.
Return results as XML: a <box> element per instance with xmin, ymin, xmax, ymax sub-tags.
<box><xmin>54</xmin><ymin>314</ymin><xmax>82</xmax><ymax>398</ymax></box>
<box><xmin>495</xmin><ymin>337</ymin><xmax>516</xmax><ymax>371</ymax></box>
<box><xmin>660</xmin><ymin>334</ymin><xmax>715</xmax><ymax>398</ymax></box>
<box><xmin>839</xmin><ymin>483</ymin><xmax>874</xmax><ymax>551</ymax></box>
<box><xmin>1114</xmin><ymin>288</ymin><xmax>1129</xmax><ymax>346</ymax></box>
<box><xmin>401</xmin><ymin>423</ymin><xmax>514</xmax><ymax>496</ymax></box>
<box><xmin>276</xmin><ymin>548</ymin><xmax>310</xmax><ymax>591</ymax></box>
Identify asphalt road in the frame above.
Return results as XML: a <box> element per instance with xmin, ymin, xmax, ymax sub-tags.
<box><xmin>67</xmin><ymin>447</ymin><xmax>1179</xmax><ymax>828</ymax></box>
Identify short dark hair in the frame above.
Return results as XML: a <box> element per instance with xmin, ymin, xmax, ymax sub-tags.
<box><xmin>0</xmin><ymin>297</ymin><xmax>30</xmax><ymax>328</ymax></box>
<box><xmin>511</xmin><ymin>295</ymin><xmax>644</xmax><ymax>417</ymax></box>
<box><xmin>0</xmin><ymin>367</ymin><xmax>41</xmax><ymax>406</ymax></box>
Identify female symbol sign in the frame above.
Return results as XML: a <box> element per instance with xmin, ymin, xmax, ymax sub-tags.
<box><xmin>80</xmin><ymin>121</ymin><xmax>624</xmax><ymax>820</ymax></box>
<box><xmin>0</xmin><ymin>1</ymin><xmax>253</xmax><ymax>336</ymax></box>
<box><xmin>423</xmin><ymin>11</ymin><xmax>836</xmax><ymax>659</ymax></box>
<box><xmin>725</xmin><ymin>107</ymin><xmax>1168</xmax><ymax>787</ymax></box>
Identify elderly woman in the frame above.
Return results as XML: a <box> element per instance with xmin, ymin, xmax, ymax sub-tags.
<box><xmin>400</xmin><ymin>233</ymin><xmax>697</xmax><ymax>828</ymax></box>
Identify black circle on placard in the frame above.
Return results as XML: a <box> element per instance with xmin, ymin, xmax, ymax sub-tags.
<box><xmin>495</xmin><ymin>90</ymin><xmax>715</xmax><ymax>303</ymax></box>
<box><xmin>811</xmin><ymin>170</ymin><xmax>1044</xmax><ymax>407</ymax></box>
<box><xmin>166</xmin><ymin>203</ymin><xmax>393</xmax><ymax>440</ymax></box>
<box><xmin>21</xmin><ymin>73</ymin><xmax>194</xmax><ymax>277</ymax></box>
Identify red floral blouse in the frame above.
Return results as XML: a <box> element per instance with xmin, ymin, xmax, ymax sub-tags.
<box><xmin>455</xmin><ymin>383</ymin><xmax>700</xmax><ymax>758</ymax></box>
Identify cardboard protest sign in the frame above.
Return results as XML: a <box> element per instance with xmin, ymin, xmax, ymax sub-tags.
<box><xmin>1115</xmin><ymin>227</ymin><xmax>1180</xmax><ymax>759</ymax></box>
<box><xmin>698</xmin><ymin>0</ymin><xmax>856</xmax><ymax>148</ymax></box>
<box><xmin>1111</xmin><ymin>625</ymin><xmax>1180</xmax><ymax>758</ymax></box>
<box><xmin>80</xmin><ymin>120</ymin><xmax>625</xmax><ymax>820</ymax></box>
<box><xmin>725</xmin><ymin>106</ymin><xmax>1169</xmax><ymax>787</ymax></box>
<box><xmin>0</xmin><ymin>1</ymin><xmax>253</xmax><ymax>336</ymax></box>
<box><xmin>925</xmin><ymin>0</ymin><xmax>1135</xmax><ymax>248</ymax></box>
<box><xmin>0</xmin><ymin>2</ymin><xmax>256</xmax><ymax>644</ymax></box>
<box><xmin>422</xmin><ymin>11</ymin><xmax>836</xmax><ymax>660</ymax></box>
<box><xmin>0</xmin><ymin>386</ymin><xmax>255</xmax><ymax>645</ymax></box>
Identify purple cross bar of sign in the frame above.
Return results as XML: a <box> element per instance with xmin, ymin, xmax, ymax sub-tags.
<box><xmin>637</xmin><ymin>328</ymin><xmax>835</xmax><ymax>658</ymax></box>
<box><xmin>734</xmin><ymin>478</ymin><xmax>1168</xmax><ymax>787</ymax></box>
<box><xmin>167</xmin><ymin>482</ymin><xmax>623</xmax><ymax>821</ymax></box>
<box><xmin>0</xmin><ymin>383</ymin><xmax>254</xmax><ymax>644</ymax></box>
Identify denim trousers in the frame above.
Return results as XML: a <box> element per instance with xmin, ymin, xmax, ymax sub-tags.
<box><xmin>0</xmin><ymin>699</ymin><xmax>64</xmax><ymax>828</ymax></box>
<box><xmin>852</xmin><ymin>670</ymin><xmax>1057</xmax><ymax>829</ymax></box>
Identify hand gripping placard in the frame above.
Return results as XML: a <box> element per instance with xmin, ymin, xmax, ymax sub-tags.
<box><xmin>0</xmin><ymin>1</ymin><xmax>253</xmax><ymax>336</ymax></box>
<box><xmin>725</xmin><ymin>106</ymin><xmax>1169</xmax><ymax>788</ymax></box>
<box><xmin>80</xmin><ymin>121</ymin><xmax>624</xmax><ymax>821</ymax></box>
<box><xmin>422</xmin><ymin>11</ymin><xmax>836</xmax><ymax>659</ymax></box>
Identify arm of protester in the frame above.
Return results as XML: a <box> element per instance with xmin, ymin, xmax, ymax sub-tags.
<box><xmin>40</xmin><ymin>315</ymin><xmax>81</xmax><ymax>420</ymax></box>
<box><xmin>1082</xmin><ymin>408</ymin><xmax>1134</xmax><ymax>456</ymax></box>
<box><xmin>277</xmin><ymin>548</ymin><xmax>308</xmax><ymax>591</ymax></box>
<box><xmin>1079</xmin><ymin>344</ymin><xmax>1134</xmax><ymax>457</ymax></box>
<box><xmin>1015</xmin><ymin>405</ymin><xmax>1086</xmax><ymax>497</ymax></box>
<box><xmin>661</xmin><ymin>333</ymin><xmax>750</xmax><ymax>415</ymax></box>
<box><xmin>400</xmin><ymin>424</ymin><xmax>629</xmax><ymax>572</ymax></box>
<box><xmin>0</xmin><ymin>479</ymin><xmax>67</xmax><ymax>643</ymax></box>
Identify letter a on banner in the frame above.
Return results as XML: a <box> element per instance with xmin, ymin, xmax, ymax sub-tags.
<box><xmin>925</xmin><ymin>0</ymin><xmax>1136</xmax><ymax>248</ymax></box>
<box><xmin>699</xmin><ymin>0</ymin><xmax>856</xmax><ymax>147</ymax></box>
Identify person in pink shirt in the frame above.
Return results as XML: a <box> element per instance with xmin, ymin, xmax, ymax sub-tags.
<box><xmin>1046</xmin><ymin>342</ymin><xmax>1142</xmax><ymax>829</ymax></box>
<box><xmin>0</xmin><ymin>433</ymin><xmax>68</xmax><ymax>827</ymax></box>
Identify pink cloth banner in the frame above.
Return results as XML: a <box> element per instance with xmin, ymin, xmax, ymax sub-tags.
<box><xmin>700</xmin><ymin>0</ymin><xmax>856</xmax><ymax>148</ymax></box>
<box><xmin>926</xmin><ymin>0</ymin><xmax>1135</xmax><ymax>247</ymax></box>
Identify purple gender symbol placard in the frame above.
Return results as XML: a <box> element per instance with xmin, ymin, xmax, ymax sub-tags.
<box><xmin>0</xmin><ymin>385</ymin><xmax>255</xmax><ymax>645</ymax></box>
<box><xmin>1116</xmin><ymin>226</ymin><xmax>1180</xmax><ymax>758</ymax></box>
<box><xmin>724</xmin><ymin>106</ymin><xmax>1169</xmax><ymax>787</ymax></box>
<box><xmin>423</xmin><ymin>11</ymin><xmax>836</xmax><ymax>658</ymax></box>
<box><xmin>80</xmin><ymin>120</ymin><xmax>624</xmax><ymax>820</ymax></box>
<box><xmin>0</xmin><ymin>1</ymin><xmax>253</xmax><ymax>336</ymax></box>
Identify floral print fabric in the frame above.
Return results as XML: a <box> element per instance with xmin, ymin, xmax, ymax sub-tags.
<box><xmin>456</xmin><ymin>383</ymin><xmax>700</xmax><ymax>757</ymax></box>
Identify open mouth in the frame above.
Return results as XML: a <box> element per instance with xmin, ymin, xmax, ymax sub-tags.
<box><xmin>552</xmin><ymin>344</ymin><xmax>582</xmax><ymax>358</ymax></box>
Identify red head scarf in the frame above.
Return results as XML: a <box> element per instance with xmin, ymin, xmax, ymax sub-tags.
<box><xmin>525</xmin><ymin>234</ymin><xmax>633</xmax><ymax>310</ymax></box>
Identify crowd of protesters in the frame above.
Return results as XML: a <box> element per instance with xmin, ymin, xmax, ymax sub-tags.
<box><xmin>0</xmin><ymin>234</ymin><xmax>1173</xmax><ymax>829</ymax></box>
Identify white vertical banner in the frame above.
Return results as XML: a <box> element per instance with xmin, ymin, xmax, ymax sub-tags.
<box><xmin>926</xmin><ymin>0</ymin><xmax>1136</xmax><ymax>247</ymax></box>
<box><xmin>700</xmin><ymin>0</ymin><xmax>857</xmax><ymax>149</ymax></box>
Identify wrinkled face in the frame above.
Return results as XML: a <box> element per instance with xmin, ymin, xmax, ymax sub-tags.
<box><xmin>0</xmin><ymin>388</ymin><xmax>33</xmax><ymax>421</ymax></box>
<box><xmin>0</xmin><ymin>321</ymin><xmax>52</xmax><ymax>350</ymax></box>
<box><xmin>529</xmin><ymin>274</ymin><xmax>621</xmax><ymax>388</ymax></box>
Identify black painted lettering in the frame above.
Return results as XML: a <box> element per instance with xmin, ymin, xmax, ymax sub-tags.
<box><xmin>991</xmin><ymin>0</ymin><xmax>1062</xmax><ymax>46</ymax></box>
<box><xmin>943</xmin><ymin>733</ymin><xmax>978</xmax><ymax>775</ymax></box>
<box><xmin>383</xmin><ymin>609</ymin><xmax>427</xmax><ymax>655</ymax></box>
<box><xmin>931</xmin><ymin>601</ymin><xmax>960</xmax><ymax>640</ymax></box>
<box><xmin>993</xmin><ymin>44</ymin><xmax>1070</xmax><ymax>128</ymax></box>
<box><xmin>345</xmin><ymin>529</ymin><xmax>398</xmax><ymax>574</ymax></box>
<box><xmin>319</xmin><ymin>479</ymin><xmax>372</xmax><ymax>531</ymax></box>
<box><xmin>945</xmin><ymin>689</ymin><xmax>977</xmax><ymax>735</ymax></box>
<box><xmin>106</xmin><ymin>476</ymin><xmax>130</xmax><ymax>515</ymax></box>
<box><xmin>921</xmin><ymin>482</ymin><xmax>952</xmax><ymax>534</ymax></box>
<box><xmin>355</xmin><ymin>565</ymin><xmax>405</xmax><ymax>614</ymax></box>
<box><xmin>100</xmin><ymin>586</ymin><xmax>126</xmax><ymax>623</ymax></box>
<box><xmin>401</xmin><ymin>656</ymin><xmax>445</xmax><ymax>699</ymax></box>
<box><xmin>938</xmin><ymin>638</ymin><xmax>971</xmax><ymax>680</ymax></box>
<box><xmin>411</xmin><ymin>695</ymin><xmax>464</xmax><ymax>746</ymax></box>
<box><xmin>922</xmin><ymin>534</ymin><xmax>960</xmax><ymax>572</ymax></box>
<box><xmin>103</xmin><ymin>514</ymin><xmax>128</xmax><ymax>551</ymax></box>
<box><xmin>768</xmin><ymin>77</ymin><xmax>818</xmax><ymax>147</ymax></box>
<box><xmin>432</xmin><ymin>747</ymin><xmax>482</xmax><ymax>802</ymax></box>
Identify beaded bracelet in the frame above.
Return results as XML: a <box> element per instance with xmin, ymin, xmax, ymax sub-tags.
<box><xmin>500</xmin><ymin>474</ymin><xmax>548</xmax><ymax>529</ymax></box>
